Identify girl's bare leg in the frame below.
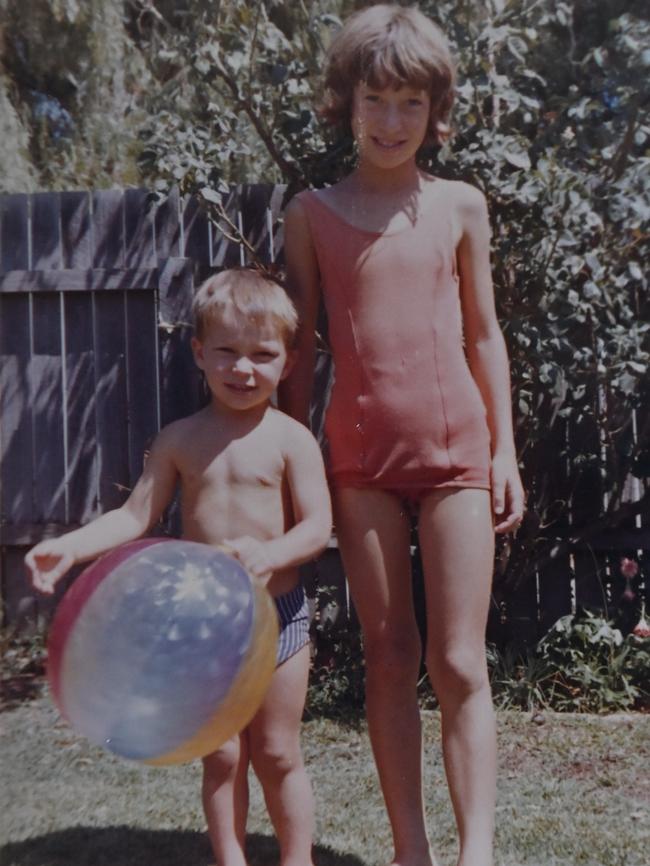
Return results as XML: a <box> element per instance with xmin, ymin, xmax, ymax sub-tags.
<box><xmin>334</xmin><ymin>488</ymin><xmax>434</xmax><ymax>866</ymax></box>
<box><xmin>202</xmin><ymin>732</ymin><xmax>250</xmax><ymax>866</ymax></box>
<box><xmin>248</xmin><ymin>644</ymin><xmax>314</xmax><ymax>866</ymax></box>
<box><xmin>418</xmin><ymin>488</ymin><xmax>496</xmax><ymax>866</ymax></box>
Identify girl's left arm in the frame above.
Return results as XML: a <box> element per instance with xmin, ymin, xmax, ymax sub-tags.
<box><xmin>455</xmin><ymin>182</ymin><xmax>525</xmax><ymax>533</ymax></box>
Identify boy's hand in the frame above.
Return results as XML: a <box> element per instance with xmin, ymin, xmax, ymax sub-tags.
<box><xmin>25</xmin><ymin>539</ymin><xmax>76</xmax><ymax>594</ymax></box>
<box><xmin>491</xmin><ymin>452</ymin><xmax>525</xmax><ymax>534</ymax></box>
<box><xmin>222</xmin><ymin>537</ymin><xmax>275</xmax><ymax>583</ymax></box>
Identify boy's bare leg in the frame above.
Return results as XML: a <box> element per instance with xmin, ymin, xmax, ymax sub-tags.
<box><xmin>333</xmin><ymin>488</ymin><xmax>435</xmax><ymax>866</ymax></box>
<box><xmin>248</xmin><ymin>644</ymin><xmax>314</xmax><ymax>866</ymax></box>
<box><xmin>418</xmin><ymin>488</ymin><xmax>496</xmax><ymax>866</ymax></box>
<box><xmin>202</xmin><ymin>732</ymin><xmax>250</xmax><ymax>866</ymax></box>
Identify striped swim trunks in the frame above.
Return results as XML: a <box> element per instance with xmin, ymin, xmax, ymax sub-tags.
<box><xmin>274</xmin><ymin>584</ymin><xmax>310</xmax><ymax>666</ymax></box>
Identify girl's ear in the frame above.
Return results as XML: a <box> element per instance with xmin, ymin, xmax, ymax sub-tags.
<box><xmin>280</xmin><ymin>349</ymin><xmax>297</xmax><ymax>380</ymax></box>
<box><xmin>191</xmin><ymin>336</ymin><xmax>205</xmax><ymax>369</ymax></box>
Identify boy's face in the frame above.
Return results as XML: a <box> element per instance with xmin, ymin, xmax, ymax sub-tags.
<box><xmin>352</xmin><ymin>81</ymin><xmax>431</xmax><ymax>169</ymax></box>
<box><xmin>192</xmin><ymin>315</ymin><xmax>293</xmax><ymax>413</ymax></box>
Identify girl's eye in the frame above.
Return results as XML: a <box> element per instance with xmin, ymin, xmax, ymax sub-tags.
<box><xmin>215</xmin><ymin>347</ymin><xmax>235</xmax><ymax>354</ymax></box>
<box><xmin>255</xmin><ymin>351</ymin><xmax>277</xmax><ymax>361</ymax></box>
<box><xmin>407</xmin><ymin>98</ymin><xmax>424</xmax><ymax>107</ymax></box>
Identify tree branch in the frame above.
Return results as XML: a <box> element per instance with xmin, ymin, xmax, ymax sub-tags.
<box><xmin>211</xmin><ymin>63</ymin><xmax>301</xmax><ymax>185</ymax></box>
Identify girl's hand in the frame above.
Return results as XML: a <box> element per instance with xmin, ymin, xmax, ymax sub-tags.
<box><xmin>25</xmin><ymin>539</ymin><xmax>76</xmax><ymax>594</ymax></box>
<box><xmin>222</xmin><ymin>537</ymin><xmax>276</xmax><ymax>583</ymax></box>
<box><xmin>491</xmin><ymin>453</ymin><xmax>525</xmax><ymax>534</ymax></box>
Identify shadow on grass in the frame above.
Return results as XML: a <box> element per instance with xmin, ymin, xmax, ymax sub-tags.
<box><xmin>0</xmin><ymin>826</ymin><xmax>368</xmax><ymax>866</ymax></box>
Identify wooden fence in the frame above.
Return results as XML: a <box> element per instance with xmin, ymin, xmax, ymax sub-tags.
<box><xmin>0</xmin><ymin>187</ymin><xmax>647</xmax><ymax>645</ymax></box>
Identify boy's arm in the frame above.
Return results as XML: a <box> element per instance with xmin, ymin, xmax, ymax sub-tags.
<box><xmin>25</xmin><ymin>427</ymin><xmax>180</xmax><ymax>593</ymax></box>
<box><xmin>224</xmin><ymin>423</ymin><xmax>332</xmax><ymax>580</ymax></box>
<box><xmin>455</xmin><ymin>182</ymin><xmax>525</xmax><ymax>533</ymax></box>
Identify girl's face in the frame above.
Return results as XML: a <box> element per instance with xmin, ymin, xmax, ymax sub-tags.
<box><xmin>351</xmin><ymin>81</ymin><xmax>431</xmax><ymax>170</ymax></box>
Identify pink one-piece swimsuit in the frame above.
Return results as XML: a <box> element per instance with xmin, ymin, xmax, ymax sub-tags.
<box><xmin>298</xmin><ymin>188</ymin><xmax>492</xmax><ymax>501</ymax></box>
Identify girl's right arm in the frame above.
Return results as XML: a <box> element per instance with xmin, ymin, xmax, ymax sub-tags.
<box><xmin>278</xmin><ymin>195</ymin><xmax>321</xmax><ymax>426</ymax></box>
<box><xmin>25</xmin><ymin>426</ymin><xmax>180</xmax><ymax>594</ymax></box>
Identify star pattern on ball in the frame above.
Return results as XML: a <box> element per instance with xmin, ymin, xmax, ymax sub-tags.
<box><xmin>170</xmin><ymin>561</ymin><xmax>211</xmax><ymax>604</ymax></box>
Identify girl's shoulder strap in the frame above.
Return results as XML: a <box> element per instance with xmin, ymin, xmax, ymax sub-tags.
<box><xmin>293</xmin><ymin>188</ymin><xmax>319</xmax><ymax>211</ymax></box>
<box><xmin>289</xmin><ymin>189</ymin><xmax>336</xmax><ymax>239</ymax></box>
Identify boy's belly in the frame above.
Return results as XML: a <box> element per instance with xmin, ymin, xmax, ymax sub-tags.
<box><xmin>179</xmin><ymin>530</ymin><xmax>300</xmax><ymax>599</ymax></box>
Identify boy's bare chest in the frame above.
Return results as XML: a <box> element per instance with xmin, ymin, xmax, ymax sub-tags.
<box><xmin>177</xmin><ymin>433</ymin><xmax>285</xmax><ymax>493</ymax></box>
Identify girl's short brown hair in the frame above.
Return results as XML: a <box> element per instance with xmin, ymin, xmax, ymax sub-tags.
<box><xmin>192</xmin><ymin>267</ymin><xmax>298</xmax><ymax>347</ymax></box>
<box><xmin>321</xmin><ymin>4</ymin><xmax>456</xmax><ymax>146</ymax></box>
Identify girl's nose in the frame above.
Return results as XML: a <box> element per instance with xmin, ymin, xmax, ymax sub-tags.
<box><xmin>380</xmin><ymin>103</ymin><xmax>401</xmax><ymax>131</ymax></box>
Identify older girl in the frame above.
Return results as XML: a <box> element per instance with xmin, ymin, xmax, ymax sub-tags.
<box><xmin>282</xmin><ymin>5</ymin><xmax>524</xmax><ymax>866</ymax></box>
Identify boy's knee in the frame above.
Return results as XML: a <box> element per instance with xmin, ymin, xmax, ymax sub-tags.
<box><xmin>202</xmin><ymin>736</ymin><xmax>241</xmax><ymax>781</ymax></box>
<box><xmin>250</xmin><ymin>736</ymin><xmax>301</xmax><ymax>784</ymax></box>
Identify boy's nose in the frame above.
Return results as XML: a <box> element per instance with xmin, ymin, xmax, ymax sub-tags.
<box><xmin>233</xmin><ymin>356</ymin><xmax>254</xmax><ymax>374</ymax></box>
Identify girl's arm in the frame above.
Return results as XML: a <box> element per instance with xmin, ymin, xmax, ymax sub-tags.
<box><xmin>455</xmin><ymin>182</ymin><xmax>525</xmax><ymax>533</ymax></box>
<box><xmin>25</xmin><ymin>427</ymin><xmax>180</xmax><ymax>593</ymax></box>
<box><xmin>277</xmin><ymin>196</ymin><xmax>322</xmax><ymax>427</ymax></box>
<box><xmin>224</xmin><ymin>422</ymin><xmax>332</xmax><ymax>580</ymax></box>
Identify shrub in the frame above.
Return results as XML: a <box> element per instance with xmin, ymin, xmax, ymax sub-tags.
<box><xmin>489</xmin><ymin>610</ymin><xmax>650</xmax><ymax>713</ymax></box>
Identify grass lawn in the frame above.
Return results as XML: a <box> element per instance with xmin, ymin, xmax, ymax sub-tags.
<box><xmin>1</xmin><ymin>686</ymin><xmax>649</xmax><ymax>866</ymax></box>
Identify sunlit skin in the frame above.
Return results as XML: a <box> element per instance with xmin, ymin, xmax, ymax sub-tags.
<box><xmin>352</xmin><ymin>82</ymin><xmax>432</xmax><ymax>174</ymax></box>
<box><xmin>282</xmin><ymin>75</ymin><xmax>524</xmax><ymax>866</ymax></box>
<box><xmin>192</xmin><ymin>316</ymin><xmax>291</xmax><ymax>419</ymax></box>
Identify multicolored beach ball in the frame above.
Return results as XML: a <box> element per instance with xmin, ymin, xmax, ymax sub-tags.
<box><xmin>47</xmin><ymin>538</ymin><xmax>278</xmax><ymax>765</ymax></box>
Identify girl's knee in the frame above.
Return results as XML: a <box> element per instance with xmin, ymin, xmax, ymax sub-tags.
<box><xmin>427</xmin><ymin>645</ymin><xmax>489</xmax><ymax>699</ymax></box>
<box><xmin>364</xmin><ymin>629</ymin><xmax>422</xmax><ymax>683</ymax></box>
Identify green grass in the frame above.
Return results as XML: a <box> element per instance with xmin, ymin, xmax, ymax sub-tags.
<box><xmin>1</xmin><ymin>688</ymin><xmax>649</xmax><ymax>866</ymax></box>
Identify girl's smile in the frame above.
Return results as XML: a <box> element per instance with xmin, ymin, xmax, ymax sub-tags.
<box><xmin>352</xmin><ymin>82</ymin><xmax>431</xmax><ymax>168</ymax></box>
<box><xmin>372</xmin><ymin>137</ymin><xmax>407</xmax><ymax>149</ymax></box>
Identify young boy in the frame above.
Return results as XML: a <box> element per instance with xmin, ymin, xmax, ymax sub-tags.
<box><xmin>25</xmin><ymin>267</ymin><xmax>332</xmax><ymax>866</ymax></box>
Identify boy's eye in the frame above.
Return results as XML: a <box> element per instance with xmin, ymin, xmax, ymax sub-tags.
<box><xmin>407</xmin><ymin>98</ymin><xmax>424</xmax><ymax>107</ymax></box>
<box><xmin>255</xmin><ymin>351</ymin><xmax>278</xmax><ymax>361</ymax></box>
<box><xmin>215</xmin><ymin>346</ymin><xmax>235</xmax><ymax>354</ymax></box>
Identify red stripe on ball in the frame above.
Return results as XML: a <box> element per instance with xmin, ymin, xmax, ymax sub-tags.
<box><xmin>47</xmin><ymin>538</ymin><xmax>167</xmax><ymax>712</ymax></box>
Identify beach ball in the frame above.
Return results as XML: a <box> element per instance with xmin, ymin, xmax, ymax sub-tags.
<box><xmin>47</xmin><ymin>538</ymin><xmax>278</xmax><ymax>765</ymax></box>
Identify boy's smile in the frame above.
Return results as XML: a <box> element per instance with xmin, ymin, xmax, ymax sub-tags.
<box><xmin>192</xmin><ymin>316</ymin><xmax>292</xmax><ymax>413</ymax></box>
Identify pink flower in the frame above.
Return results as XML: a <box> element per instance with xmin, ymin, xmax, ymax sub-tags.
<box><xmin>620</xmin><ymin>558</ymin><xmax>639</xmax><ymax>580</ymax></box>
<box><xmin>622</xmin><ymin>587</ymin><xmax>636</xmax><ymax>602</ymax></box>
<box><xmin>632</xmin><ymin>615</ymin><xmax>650</xmax><ymax>639</ymax></box>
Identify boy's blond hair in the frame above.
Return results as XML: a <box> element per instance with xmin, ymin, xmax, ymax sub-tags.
<box><xmin>321</xmin><ymin>3</ymin><xmax>456</xmax><ymax>146</ymax></box>
<box><xmin>192</xmin><ymin>268</ymin><xmax>298</xmax><ymax>347</ymax></box>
